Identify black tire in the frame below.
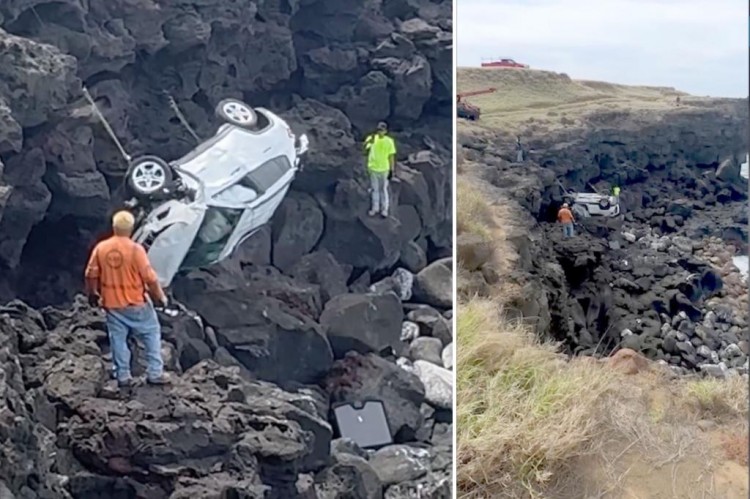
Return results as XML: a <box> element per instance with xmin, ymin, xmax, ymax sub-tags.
<box><xmin>215</xmin><ymin>98</ymin><xmax>258</xmax><ymax>128</ymax></box>
<box><xmin>598</xmin><ymin>198</ymin><xmax>611</xmax><ymax>209</ymax></box>
<box><xmin>126</xmin><ymin>155</ymin><xmax>173</xmax><ymax>198</ymax></box>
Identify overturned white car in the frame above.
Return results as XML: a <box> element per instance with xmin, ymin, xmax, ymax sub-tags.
<box><xmin>107</xmin><ymin>98</ymin><xmax>309</xmax><ymax>288</ymax></box>
<box><xmin>564</xmin><ymin>192</ymin><xmax>620</xmax><ymax>218</ymax></box>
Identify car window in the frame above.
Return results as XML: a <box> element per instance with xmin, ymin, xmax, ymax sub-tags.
<box><xmin>239</xmin><ymin>155</ymin><xmax>292</xmax><ymax>194</ymax></box>
<box><xmin>181</xmin><ymin>206</ymin><xmax>244</xmax><ymax>270</ymax></box>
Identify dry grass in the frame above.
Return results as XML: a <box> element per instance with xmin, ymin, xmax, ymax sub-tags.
<box><xmin>681</xmin><ymin>377</ymin><xmax>749</xmax><ymax>419</ymax></box>
<box><xmin>456</xmin><ymin>298</ymin><xmax>616</xmax><ymax>497</ymax></box>
<box><xmin>456</xmin><ymin>297</ymin><xmax>750</xmax><ymax>498</ymax></box>
<box><xmin>457</xmin><ymin>67</ymin><xmax>689</xmax><ymax>131</ymax></box>
<box><xmin>456</xmin><ymin>176</ymin><xmax>495</xmax><ymax>240</ymax></box>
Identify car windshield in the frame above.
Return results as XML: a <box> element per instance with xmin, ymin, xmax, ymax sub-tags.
<box><xmin>239</xmin><ymin>155</ymin><xmax>292</xmax><ymax>194</ymax></box>
<box><xmin>181</xmin><ymin>206</ymin><xmax>244</xmax><ymax>270</ymax></box>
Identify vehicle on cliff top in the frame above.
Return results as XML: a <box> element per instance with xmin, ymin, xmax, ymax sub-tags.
<box><xmin>457</xmin><ymin>87</ymin><xmax>497</xmax><ymax>121</ymax></box>
<box><xmin>480</xmin><ymin>57</ymin><xmax>530</xmax><ymax>69</ymax></box>
<box><xmin>564</xmin><ymin>192</ymin><xmax>621</xmax><ymax>218</ymax></box>
<box><xmin>87</xmin><ymin>90</ymin><xmax>309</xmax><ymax>288</ymax></box>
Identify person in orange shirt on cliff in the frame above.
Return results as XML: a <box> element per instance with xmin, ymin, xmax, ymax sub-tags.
<box><xmin>557</xmin><ymin>202</ymin><xmax>575</xmax><ymax>238</ymax></box>
<box><xmin>84</xmin><ymin>210</ymin><xmax>170</xmax><ymax>389</ymax></box>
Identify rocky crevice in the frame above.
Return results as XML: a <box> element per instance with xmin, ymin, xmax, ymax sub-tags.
<box><xmin>460</xmin><ymin>102</ymin><xmax>748</xmax><ymax>376</ymax></box>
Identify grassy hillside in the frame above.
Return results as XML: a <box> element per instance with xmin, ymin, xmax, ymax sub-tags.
<box><xmin>457</xmin><ymin>67</ymin><xmax>690</xmax><ymax>131</ymax></box>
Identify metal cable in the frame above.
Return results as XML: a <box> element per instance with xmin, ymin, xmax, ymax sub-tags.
<box><xmin>82</xmin><ymin>87</ymin><xmax>131</xmax><ymax>162</ymax></box>
<box><xmin>164</xmin><ymin>92</ymin><xmax>201</xmax><ymax>143</ymax></box>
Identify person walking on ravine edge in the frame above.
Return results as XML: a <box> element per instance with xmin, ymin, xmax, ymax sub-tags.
<box><xmin>363</xmin><ymin>121</ymin><xmax>396</xmax><ymax>218</ymax></box>
<box><xmin>557</xmin><ymin>202</ymin><xmax>575</xmax><ymax>238</ymax></box>
<box><xmin>84</xmin><ymin>210</ymin><xmax>170</xmax><ymax>389</ymax></box>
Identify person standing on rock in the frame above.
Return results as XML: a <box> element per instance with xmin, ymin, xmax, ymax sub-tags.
<box><xmin>557</xmin><ymin>202</ymin><xmax>575</xmax><ymax>238</ymax></box>
<box><xmin>363</xmin><ymin>121</ymin><xmax>396</xmax><ymax>218</ymax></box>
<box><xmin>84</xmin><ymin>210</ymin><xmax>170</xmax><ymax>388</ymax></box>
<box><xmin>516</xmin><ymin>135</ymin><xmax>524</xmax><ymax>162</ymax></box>
<box><xmin>611</xmin><ymin>184</ymin><xmax>621</xmax><ymax>204</ymax></box>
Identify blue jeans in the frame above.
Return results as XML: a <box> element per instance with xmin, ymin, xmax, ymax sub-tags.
<box><xmin>106</xmin><ymin>303</ymin><xmax>163</xmax><ymax>383</ymax></box>
<box><xmin>562</xmin><ymin>223</ymin><xmax>574</xmax><ymax>237</ymax></box>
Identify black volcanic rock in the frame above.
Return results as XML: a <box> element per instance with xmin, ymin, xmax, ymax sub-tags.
<box><xmin>0</xmin><ymin>2</ymin><xmax>453</xmax><ymax>497</ymax></box>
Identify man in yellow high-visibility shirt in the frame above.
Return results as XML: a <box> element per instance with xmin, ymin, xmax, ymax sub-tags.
<box><xmin>363</xmin><ymin>121</ymin><xmax>396</xmax><ymax>218</ymax></box>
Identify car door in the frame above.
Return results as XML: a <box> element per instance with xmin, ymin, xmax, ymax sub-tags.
<box><xmin>139</xmin><ymin>202</ymin><xmax>208</xmax><ymax>288</ymax></box>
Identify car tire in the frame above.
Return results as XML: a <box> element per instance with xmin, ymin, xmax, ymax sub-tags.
<box><xmin>126</xmin><ymin>155</ymin><xmax>173</xmax><ymax>198</ymax></box>
<box><xmin>216</xmin><ymin>99</ymin><xmax>258</xmax><ymax>128</ymax></box>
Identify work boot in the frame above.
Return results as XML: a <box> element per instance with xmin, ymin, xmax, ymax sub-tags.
<box><xmin>117</xmin><ymin>378</ymin><xmax>134</xmax><ymax>389</ymax></box>
<box><xmin>380</xmin><ymin>209</ymin><xmax>388</xmax><ymax>218</ymax></box>
<box><xmin>368</xmin><ymin>209</ymin><xmax>377</xmax><ymax>216</ymax></box>
<box><xmin>146</xmin><ymin>374</ymin><xmax>172</xmax><ymax>386</ymax></box>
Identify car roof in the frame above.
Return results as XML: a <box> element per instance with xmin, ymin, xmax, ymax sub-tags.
<box><xmin>573</xmin><ymin>193</ymin><xmax>608</xmax><ymax>201</ymax></box>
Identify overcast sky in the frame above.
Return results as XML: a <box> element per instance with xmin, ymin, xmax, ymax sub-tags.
<box><xmin>457</xmin><ymin>0</ymin><xmax>748</xmax><ymax>97</ymax></box>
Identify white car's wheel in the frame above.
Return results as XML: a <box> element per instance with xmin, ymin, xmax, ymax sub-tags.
<box><xmin>216</xmin><ymin>99</ymin><xmax>258</xmax><ymax>128</ymax></box>
<box><xmin>126</xmin><ymin>155</ymin><xmax>173</xmax><ymax>197</ymax></box>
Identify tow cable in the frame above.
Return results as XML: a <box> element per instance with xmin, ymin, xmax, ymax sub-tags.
<box><xmin>82</xmin><ymin>87</ymin><xmax>132</xmax><ymax>163</ymax></box>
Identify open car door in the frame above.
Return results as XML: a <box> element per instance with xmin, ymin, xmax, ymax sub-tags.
<box><xmin>134</xmin><ymin>201</ymin><xmax>208</xmax><ymax>288</ymax></box>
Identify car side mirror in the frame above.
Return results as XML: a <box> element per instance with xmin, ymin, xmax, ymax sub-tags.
<box><xmin>296</xmin><ymin>134</ymin><xmax>309</xmax><ymax>155</ymax></box>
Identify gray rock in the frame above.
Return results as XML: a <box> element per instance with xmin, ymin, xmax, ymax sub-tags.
<box><xmin>699</xmin><ymin>362</ymin><xmax>729</xmax><ymax>378</ymax></box>
<box><xmin>412</xmin><ymin>258</ymin><xmax>452</xmax><ymax>309</ymax></box>
<box><xmin>401</xmin><ymin>321</ymin><xmax>420</xmax><ymax>343</ymax></box>
<box><xmin>315</xmin><ymin>452</ymin><xmax>382</xmax><ymax>499</ymax></box>
<box><xmin>722</xmin><ymin>343</ymin><xmax>743</xmax><ymax>359</ymax></box>
<box><xmin>695</xmin><ymin>326</ymin><xmax>721</xmax><ymax>350</ymax></box>
<box><xmin>441</xmin><ymin>343</ymin><xmax>453</xmax><ymax>370</ymax></box>
<box><xmin>676</xmin><ymin>341</ymin><xmax>696</xmax><ymax>357</ymax></box>
<box><xmin>369</xmin><ymin>445</ymin><xmax>431</xmax><ymax>486</ymax></box>
<box><xmin>412</xmin><ymin>360</ymin><xmax>452</xmax><ymax>409</ymax></box>
<box><xmin>697</xmin><ymin>345</ymin><xmax>712</xmax><ymax>358</ymax></box>
<box><xmin>321</xmin><ymin>293</ymin><xmax>404</xmax><ymax>358</ymax></box>
<box><xmin>406</xmin><ymin>306</ymin><xmax>452</xmax><ymax>345</ymax></box>
<box><xmin>703</xmin><ymin>311</ymin><xmax>717</xmax><ymax>330</ymax></box>
<box><xmin>330</xmin><ymin>438</ymin><xmax>369</xmax><ymax>460</ymax></box>
<box><xmin>408</xmin><ymin>337</ymin><xmax>443</xmax><ymax>366</ymax></box>
<box><xmin>370</xmin><ymin>268</ymin><xmax>414</xmax><ymax>301</ymax></box>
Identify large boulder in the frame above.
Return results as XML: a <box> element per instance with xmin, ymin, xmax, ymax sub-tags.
<box><xmin>176</xmin><ymin>289</ymin><xmax>333</xmax><ymax>384</ymax></box>
<box><xmin>318</xmin><ymin>215</ymin><xmax>404</xmax><ymax>271</ymax></box>
<box><xmin>412</xmin><ymin>258</ymin><xmax>452</xmax><ymax>309</ymax></box>
<box><xmin>288</xmin><ymin>250</ymin><xmax>352</xmax><ymax>303</ymax></box>
<box><xmin>271</xmin><ymin>191</ymin><xmax>325</xmax><ymax>271</ymax></box>
<box><xmin>320</xmin><ymin>293</ymin><xmax>404</xmax><ymax>358</ymax></box>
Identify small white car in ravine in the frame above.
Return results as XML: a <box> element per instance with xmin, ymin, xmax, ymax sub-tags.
<box><xmin>118</xmin><ymin>98</ymin><xmax>308</xmax><ymax>287</ymax></box>
<box><xmin>564</xmin><ymin>192</ymin><xmax>621</xmax><ymax>218</ymax></box>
